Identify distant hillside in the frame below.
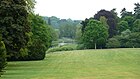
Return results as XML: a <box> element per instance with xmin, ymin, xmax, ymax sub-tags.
<box><xmin>42</xmin><ymin>16</ymin><xmax>82</xmax><ymax>28</ymax></box>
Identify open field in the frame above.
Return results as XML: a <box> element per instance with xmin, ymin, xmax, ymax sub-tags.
<box><xmin>1</xmin><ymin>48</ymin><xmax>140</xmax><ymax>79</ymax></box>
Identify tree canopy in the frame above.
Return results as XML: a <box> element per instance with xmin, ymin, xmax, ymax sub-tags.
<box><xmin>82</xmin><ymin>19</ymin><xmax>108</xmax><ymax>49</ymax></box>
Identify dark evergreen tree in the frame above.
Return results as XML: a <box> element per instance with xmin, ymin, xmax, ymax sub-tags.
<box><xmin>81</xmin><ymin>18</ymin><xmax>93</xmax><ymax>34</ymax></box>
<box><xmin>134</xmin><ymin>3</ymin><xmax>140</xmax><ymax>19</ymax></box>
<box><xmin>0</xmin><ymin>0</ymin><xmax>31</xmax><ymax>58</ymax></box>
<box><xmin>120</xmin><ymin>8</ymin><xmax>133</xmax><ymax>18</ymax></box>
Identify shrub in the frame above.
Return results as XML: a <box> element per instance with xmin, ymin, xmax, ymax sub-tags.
<box><xmin>47</xmin><ymin>44</ymin><xmax>77</xmax><ymax>53</ymax></box>
<box><xmin>77</xmin><ymin>44</ymin><xmax>85</xmax><ymax>50</ymax></box>
<box><xmin>27</xmin><ymin>39</ymin><xmax>46</xmax><ymax>60</ymax></box>
<box><xmin>106</xmin><ymin>38</ymin><xmax>121</xmax><ymax>48</ymax></box>
<box><xmin>59</xmin><ymin>38</ymin><xmax>75</xmax><ymax>43</ymax></box>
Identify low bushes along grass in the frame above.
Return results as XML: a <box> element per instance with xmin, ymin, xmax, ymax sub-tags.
<box><xmin>47</xmin><ymin>44</ymin><xmax>77</xmax><ymax>53</ymax></box>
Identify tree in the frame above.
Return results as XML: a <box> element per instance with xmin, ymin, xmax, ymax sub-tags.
<box><xmin>118</xmin><ymin>21</ymin><xmax>129</xmax><ymax>33</ymax></box>
<box><xmin>26</xmin><ymin>0</ymin><xmax>36</xmax><ymax>12</ymax></box>
<box><xmin>134</xmin><ymin>3</ymin><xmax>140</xmax><ymax>19</ymax></box>
<box><xmin>59</xmin><ymin>23</ymin><xmax>76</xmax><ymax>39</ymax></box>
<box><xmin>75</xmin><ymin>24</ymin><xmax>82</xmax><ymax>42</ymax></box>
<box><xmin>50</xmin><ymin>28</ymin><xmax>60</xmax><ymax>41</ymax></box>
<box><xmin>132</xmin><ymin>19</ymin><xmax>140</xmax><ymax>32</ymax></box>
<box><xmin>94</xmin><ymin>9</ymin><xmax>117</xmax><ymax>38</ymax></box>
<box><xmin>120</xmin><ymin>8</ymin><xmax>133</xmax><ymax>18</ymax></box>
<box><xmin>111</xmin><ymin>8</ymin><xmax>120</xmax><ymax>23</ymax></box>
<box><xmin>26</xmin><ymin>14</ymin><xmax>52</xmax><ymax>60</ymax></box>
<box><xmin>47</xmin><ymin>16</ymin><xmax>60</xmax><ymax>28</ymax></box>
<box><xmin>114</xmin><ymin>29</ymin><xmax>132</xmax><ymax>48</ymax></box>
<box><xmin>122</xmin><ymin>16</ymin><xmax>134</xmax><ymax>30</ymax></box>
<box><xmin>81</xmin><ymin>18</ymin><xmax>93</xmax><ymax>34</ymax></box>
<box><xmin>0</xmin><ymin>0</ymin><xmax>32</xmax><ymax>58</ymax></box>
<box><xmin>82</xmin><ymin>19</ymin><xmax>108</xmax><ymax>49</ymax></box>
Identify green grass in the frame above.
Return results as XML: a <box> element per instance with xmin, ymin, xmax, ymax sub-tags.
<box><xmin>1</xmin><ymin>48</ymin><xmax>140</xmax><ymax>79</ymax></box>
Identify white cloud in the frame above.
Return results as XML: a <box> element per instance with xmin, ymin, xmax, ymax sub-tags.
<box><xmin>34</xmin><ymin>0</ymin><xmax>140</xmax><ymax>20</ymax></box>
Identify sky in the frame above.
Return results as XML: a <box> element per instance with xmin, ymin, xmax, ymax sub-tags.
<box><xmin>34</xmin><ymin>0</ymin><xmax>140</xmax><ymax>20</ymax></box>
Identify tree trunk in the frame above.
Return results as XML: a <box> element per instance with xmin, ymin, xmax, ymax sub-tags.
<box><xmin>95</xmin><ymin>43</ymin><xmax>96</xmax><ymax>49</ymax></box>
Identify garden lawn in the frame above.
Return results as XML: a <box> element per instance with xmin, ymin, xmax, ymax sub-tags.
<box><xmin>1</xmin><ymin>48</ymin><xmax>140</xmax><ymax>79</ymax></box>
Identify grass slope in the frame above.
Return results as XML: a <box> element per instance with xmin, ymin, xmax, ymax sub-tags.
<box><xmin>1</xmin><ymin>48</ymin><xmax>140</xmax><ymax>79</ymax></box>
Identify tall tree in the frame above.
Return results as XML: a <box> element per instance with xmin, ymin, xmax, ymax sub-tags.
<box><xmin>134</xmin><ymin>3</ymin><xmax>140</xmax><ymax>19</ymax></box>
<box><xmin>94</xmin><ymin>9</ymin><xmax>117</xmax><ymax>38</ymax></box>
<box><xmin>120</xmin><ymin>8</ymin><xmax>133</xmax><ymax>18</ymax></box>
<box><xmin>111</xmin><ymin>8</ymin><xmax>120</xmax><ymax>22</ymax></box>
<box><xmin>82</xmin><ymin>19</ymin><xmax>108</xmax><ymax>49</ymax></box>
<box><xmin>0</xmin><ymin>0</ymin><xmax>32</xmax><ymax>58</ymax></box>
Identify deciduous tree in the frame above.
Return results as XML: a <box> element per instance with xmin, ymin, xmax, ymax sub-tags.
<box><xmin>82</xmin><ymin>19</ymin><xmax>108</xmax><ymax>49</ymax></box>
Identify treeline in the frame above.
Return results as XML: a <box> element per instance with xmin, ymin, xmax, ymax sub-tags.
<box><xmin>0</xmin><ymin>0</ymin><xmax>53</xmax><ymax>75</ymax></box>
<box><xmin>77</xmin><ymin>3</ymin><xmax>140</xmax><ymax>49</ymax></box>
<box><xmin>43</xmin><ymin>16</ymin><xmax>81</xmax><ymax>39</ymax></box>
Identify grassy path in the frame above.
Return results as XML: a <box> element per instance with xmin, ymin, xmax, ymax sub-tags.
<box><xmin>1</xmin><ymin>48</ymin><xmax>140</xmax><ymax>79</ymax></box>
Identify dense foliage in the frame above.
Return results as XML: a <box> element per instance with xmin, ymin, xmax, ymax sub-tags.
<box><xmin>94</xmin><ymin>10</ymin><xmax>117</xmax><ymax>38</ymax></box>
<box><xmin>25</xmin><ymin>14</ymin><xmax>52</xmax><ymax>60</ymax></box>
<box><xmin>79</xmin><ymin>3</ymin><xmax>140</xmax><ymax>49</ymax></box>
<box><xmin>43</xmin><ymin>16</ymin><xmax>81</xmax><ymax>39</ymax></box>
<box><xmin>81</xmin><ymin>19</ymin><xmax>108</xmax><ymax>49</ymax></box>
<box><xmin>0</xmin><ymin>0</ymin><xmax>31</xmax><ymax>58</ymax></box>
<box><xmin>9</xmin><ymin>14</ymin><xmax>53</xmax><ymax>61</ymax></box>
<box><xmin>0</xmin><ymin>0</ymin><xmax>35</xmax><ymax>73</ymax></box>
<box><xmin>47</xmin><ymin>44</ymin><xmax>77</xmax><ymax>53</ymax></box>
<box><xmin>106</xmin><ymin>38</ymin><xmax>121</xmax><ymax>48</ymax></box>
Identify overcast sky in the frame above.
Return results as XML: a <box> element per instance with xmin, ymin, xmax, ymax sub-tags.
<box><xmin>34</xmin><ymin>0</ymin><xmax>140</xmax><ymax>20</ymax></box>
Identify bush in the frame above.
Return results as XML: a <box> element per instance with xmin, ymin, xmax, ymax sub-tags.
<box><xmin>77</xmin><ymin>44</ymin><xmax>85</xmax><ymax>50</ymax></box>
<box><xmin>59</xmin><ymin>38</ymin><xmax>75</xmax><ymax>43</ymax></box>
<box><xmin>106</xmin><ymin>38</ymin><xmax>121</xmax><ymax>48</ymax></box>
<box><xmin>125</xmin><ymin>32</ymin><xmax>140</xmax><ymax>48</ymax></box>
<box><xmin>27</xmin><ymin>39</ymin><xmax>46</xmax><ymax>60</ymax></box>
<box><xmin>47</xmin><ymin>44</ymin><xmax>77</xmax><ymax>53</ymax></box>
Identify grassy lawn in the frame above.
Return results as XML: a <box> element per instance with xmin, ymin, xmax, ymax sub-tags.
<box><xmin>1</xmin><ymin>48</ymin><xmax>140</xmax><ymax>79</ymax></box>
